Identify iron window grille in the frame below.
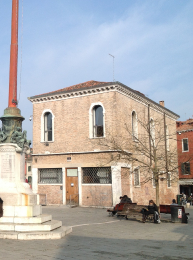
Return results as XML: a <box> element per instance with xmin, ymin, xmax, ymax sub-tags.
<box><xmin>39</xmin><ymin>168</ymin><xmax>63</xmax><ymax>184</ymax></box>
<box><xmin>82</xmin><ymin>167</ymin><xmax>111</xmax><ymax>184</ymax></box>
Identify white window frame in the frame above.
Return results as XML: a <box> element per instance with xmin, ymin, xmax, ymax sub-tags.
<box><xmin>132</xmin><ymin>110</ymin><xmax>138</xmax><ymax>140</ymax></box>
<box><xmin>134</xmin><ymin>167</ymin><xmax>140</xmax><ymax>187</ymax></box>
<box><xmin>41</xmin><ymin>109</ymin><xmax>55</xmax><ymax>142</ymax></box>
<box><xmin>182</xmin><ymin>138</ymin><xmax>189</xmax><ymax>152</ymax></box>
<box><xmin>89</xmin><ymin>102</ymin><xmax>105</xmax><ymax>138</ymax></box>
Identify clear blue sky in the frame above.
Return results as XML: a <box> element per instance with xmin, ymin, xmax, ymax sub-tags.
<box><xmin>0</xmin><ymin>0</ymin><xmax>192</xmax><ymax>141</ymax></box>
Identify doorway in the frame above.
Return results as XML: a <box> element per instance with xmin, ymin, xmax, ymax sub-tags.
<box><xmin>66</xmin><ymin>168</ymin><xmax>79</xmax><ymax>205</ymax></box>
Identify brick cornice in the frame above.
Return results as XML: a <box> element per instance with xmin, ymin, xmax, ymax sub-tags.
<box><xmin>28</xmin><ymin>81</ymin><xmax>179</xmax><ymax>120</ymax></box>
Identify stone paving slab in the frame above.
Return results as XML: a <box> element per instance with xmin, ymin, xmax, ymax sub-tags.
<box><xmin>0</xmin><ymin>206</ymin><xmax>192</xmax><ymax>260</ymax></box>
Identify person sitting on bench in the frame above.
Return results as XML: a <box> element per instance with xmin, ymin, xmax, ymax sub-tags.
<box><xmin>120</xmin><ymin>195</ymin><xmax>132</xmax><ymax>203</ymax></box>
<box><xmin>171</xmin><ymin>199</ymin><xmax>178</xmax><ymax>205</ymax></box>
<box><xmin>111</xmin><ymin>195</ymin><xmax>132</xmax><ymax>215</ymax></box>
<box><xmin>142</xmin><ymin>200</ymin><xmax>158</xmax><ymax>223</ymax></box>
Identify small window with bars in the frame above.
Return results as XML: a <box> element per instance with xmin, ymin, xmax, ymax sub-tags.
<box><xmin>134</xmin><ymin>168</ymin><xmax>140</xmax><ymax>186</ymax></box>
<box><xmin>82</xmin><ymin>167</ymin><xmax>111</xmax><ymax>184</ymax></box>
<box><xmin>181</xmin><ymin>162</ymin><xmax>190</xmax><ymax>175</ymax></box>
<box><xmin>39</xmin><ymin>168</ymin><xmax>63</xmax><ymax>184</ymax></box>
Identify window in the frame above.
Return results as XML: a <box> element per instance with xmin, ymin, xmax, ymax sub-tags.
<box><xmin>67</xmin><ymin>168</ymin><xmax>78</xmax><ymax>177</ymax></box>
<box><xmin>28</xmin><ymin>176</ymin><xmax>32</xmax><ymax>184</ymax></box>
<box><xmin>167</xmin><ymin>173</ymin><xmax>171</xmax><ymax>188</ymax></box>
<box><xmin>82</xmin><ymin>167</ymin><xmax>111</xmax><ymax>184</ymax></box>
<box><xmin>132</xmin><ymin>111</ymin><xmax>138</xmax><ymax>140</ymax></box>
<box><xmin>28</xmin><ymin>166</ymin><xmax>31</xmax><ymax>172</ymax></box>
<box><xmin>134</xmin><ymin>168</ymin><xmax>140</xmax><ymax>186</ymax></box>
<box><xmin>150</xmin><ymin>119</ymin><xmax>155</xmax><ymax>147</ymax></box>
<box><xmin>181</xmin><ymin>162</ymin><xmax>190</xmax><ymax>175</ymax></box>
<box><xmin>93</xmin><ymin>105</ymin><xmax>104</xmax><ymax>137</ymax></box>
<box><xmin>39</xmin><ymin>168</ymin><xmax>62</xmax><ymax>184</ymax></box>
<box><xmin>182</xmin><ymin>139</ymin><xmax>188</xmax><ymax>152</ymax></box>
<box><xmin>44</xmin><ymin>112</ymin><xmax>52</xmax><ymax>141</ymax></box>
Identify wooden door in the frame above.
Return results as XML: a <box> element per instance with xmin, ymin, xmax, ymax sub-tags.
<box><xmin>66</xmin><ymin>168</ymin><xmax>79</xmax><ymax>205</ymax></box>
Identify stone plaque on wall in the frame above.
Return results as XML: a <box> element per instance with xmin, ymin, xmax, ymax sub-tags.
<box><xmin>1</xmin><ymin>153</ymin><xmax>15</xmax><ymax>181</ymax></box>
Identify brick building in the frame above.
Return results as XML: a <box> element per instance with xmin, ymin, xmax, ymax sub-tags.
<box><xmin>177</xmin><ymin>119</ymin><xmax>193</xmax><ymax>196</ymax></box>
<box><xmin>28</xmin><ymin>80</ymin><xmax>179</xmax><ymax>206</ymax></box>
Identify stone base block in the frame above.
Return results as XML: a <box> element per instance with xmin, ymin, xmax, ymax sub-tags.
<box><xmin>3</xmin><ymin>205</ymin><xmax>42</xmax><ymax>217</ymax></box>
<box><xmin>0</xmin><ymin>193</ymin><xmax>37</xmax><ymax>206</ymax></box>
<box><xmin>0</xmin><ymin>214</ymin><xmax>52</xmax><ymax>224</ymax></box>
<box><xmin>0</xmin><ymin>219</ymin><xmax>62</xmax><ymax>232</ymax></box>
<box><xmin>0</xmin><ymin>226</ymin><xmax>72</xmax><ymax>240</ymax></box>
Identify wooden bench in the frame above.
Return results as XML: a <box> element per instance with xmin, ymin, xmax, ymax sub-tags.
<box><xmin>107</xmin><ymin>203</ymin><xmax>136</xmax><ymax>216</ymax></box>
<box><xmin>159</xmin><ymin>204</ymin><xmax>189</xmax><ymax>216</ymax></box>
<box><xmin>116</xmin><ymin>204</ymin><xmax>153</xmax><ymax>221</ymax></box>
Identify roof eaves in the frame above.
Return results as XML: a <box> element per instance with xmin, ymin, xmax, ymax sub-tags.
<box><xmin>116</xmin><ymin>81</ymin><xmax>180</xmax><ymax>118</ymax></box>
<box><xmin>28</xmin><ymin>81</ymin><xmax>114</xmax><ymax>100</ymax></box>
<box><xmin>28</xmin><ymin>80</ymin><xmax>179</xmax><ymax>118</ymax></box>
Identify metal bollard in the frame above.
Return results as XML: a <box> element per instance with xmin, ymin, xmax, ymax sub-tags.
<box><xmin>0</xmin><ymin>198</ymin><xmax>3</xmax><ymax>218</ymax></box>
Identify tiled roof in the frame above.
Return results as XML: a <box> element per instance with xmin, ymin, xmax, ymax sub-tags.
<box><xmin>176</xmin><ymin>119</ymin><xmax>193</xmax><ymax>131</ymax></box>
<box><xmin>33</xmin><ymin>80</ymin><xmax>108</xmax><ymax>97</ymax></box>
<box><xmin>29</xmin><ymin>80</ymin><xmax>179</xmax><ymax>118</ymax></box>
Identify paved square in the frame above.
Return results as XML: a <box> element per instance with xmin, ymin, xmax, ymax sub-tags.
<box><xmin>0</xmin><ymin>206</ymin><xmax>192</xmax><ymax>260</ymax></box>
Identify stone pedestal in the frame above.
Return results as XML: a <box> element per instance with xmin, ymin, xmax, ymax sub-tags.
<box><xmin>0</xmin><ymin>144</ymin><xmax>72</xmax><ymax>239</ymax></box>
<box><xmin>0</xmin><ymin>143</ymin><xmax>39</xmax><ymax>217</ymax></box>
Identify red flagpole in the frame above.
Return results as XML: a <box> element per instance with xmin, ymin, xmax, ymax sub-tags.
<box><xmin>8</xmin><ymin>0</ymin><xmax>19</xmax><ymax>107</ymax></box>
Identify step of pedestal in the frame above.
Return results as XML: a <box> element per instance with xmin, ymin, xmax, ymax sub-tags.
<box><xmin>0</xmin><ymin>220</ymin><xmax>62</xmax><ymax>232</ymax></box>
<box><xmin>0</xmin><ymin>226</ymin><xmax>72</xmax><ymax>240</ymax></box>
<box><xmin>0</xmin><ymin>214</ymin><xmax>52</xmax><ymax>224</ymax></box>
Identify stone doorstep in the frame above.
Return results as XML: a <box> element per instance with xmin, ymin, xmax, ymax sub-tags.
<box><xmin>0</xmin><ymin>220</ymin><xmax>62</xmax><ymax>232</ymax></box>
<box><xmin>0</xmin><ymin>226</ymin><xmax>72</xmax><ymax>240</ymax></box>
<box><xmin>0</xmin><ymin>214</ymin><xmax>52</xmax><ymax>224</ymax></box>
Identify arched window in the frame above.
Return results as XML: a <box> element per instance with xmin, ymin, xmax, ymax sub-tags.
<box><xmin>150</xmin><ymin>119</ymin><xmax>155</xmax><ymax>147</ymax></box>
<box><xmin>93</xmin><ymin>105</ymin><xmax>104</xmax><ymax>137</ymax></box>
<box><xmin>132</xmin><ymin>111</ymin><xmax>138</xmax><ymax>139</ymax></box>
<box><xmin>44</xmin><ymin>112</ymin><xmax>52</xmax><ymax>141</ymax></box>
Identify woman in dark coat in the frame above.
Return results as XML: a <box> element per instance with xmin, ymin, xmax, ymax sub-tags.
<box><xmin>142</xmin><ymin>200</ymin><xmax>158</xmax><ymax>223</ymax></box>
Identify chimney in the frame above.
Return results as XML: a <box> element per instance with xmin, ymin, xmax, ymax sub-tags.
<box><xmin>159</xmin><ymin>101</ymin><xmax>165</xmax><ymax>107</ymax></box>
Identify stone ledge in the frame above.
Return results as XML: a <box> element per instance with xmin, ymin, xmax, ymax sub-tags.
<box><xmin>0</xmin><ymin>226</ymin><xmax>72</xmax><ymax>240</ymax></box>
<box><xmin>0</xmin><ymin>219</ymin><xmax>62</xmax><ymax>232</ymax></box>
<box><xmin>0</xmin><ymin>214</ymin><xmax>52</xmax><ymax>224</ymax></box>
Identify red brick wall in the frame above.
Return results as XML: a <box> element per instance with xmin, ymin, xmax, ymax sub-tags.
<box><xmin>177</xmin><ymin>131</ymin><xmax>193</xmax><ymax>179</ymax></box>
<box><xmin>82</xmin><ymin>185</ymin><xmax>112</xmax><ymax>207</ymax></box>
<box><xmin>38</xmin><ymin>185</ymin><xmax>63</xmax><ymax>204</ymax></box>
<box><xmin>121</xmin><ymin>167</ymin><xmax>178</xmax><ymax>205</ymax></box>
